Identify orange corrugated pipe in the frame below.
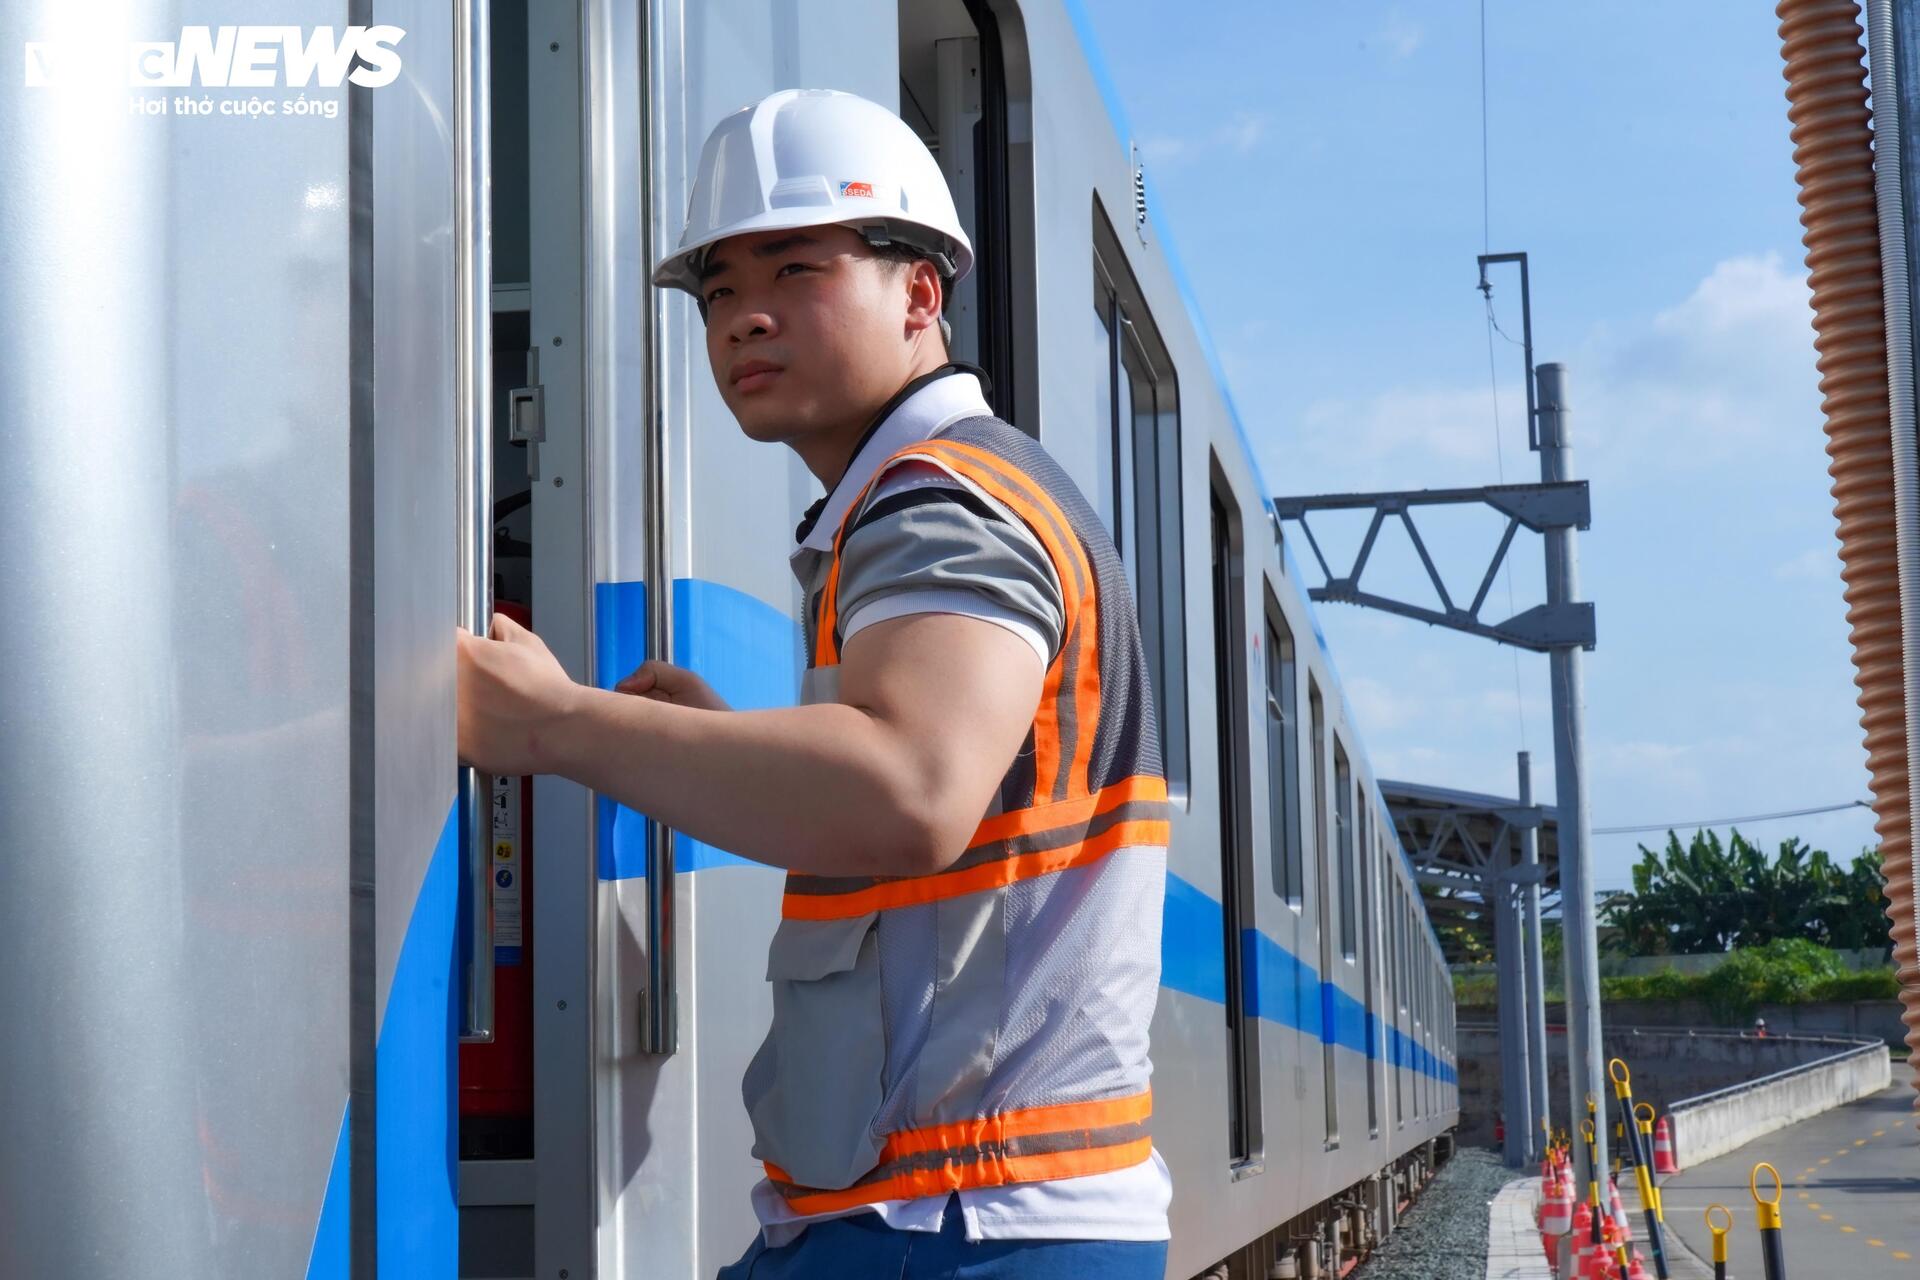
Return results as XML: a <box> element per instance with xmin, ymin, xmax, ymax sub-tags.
<box><xmin>1777</xmin><ymin>0</ymin><xmax>1920</xmax><ymax>1108</ymax></box>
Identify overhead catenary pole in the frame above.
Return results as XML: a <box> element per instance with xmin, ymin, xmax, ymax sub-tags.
<box><xmin>1537</xmin><ymin>362</ymin><xmax>1611</xmax><ymax>1208</ymax></box>
<box><xmin>1519</xmin><ymin>750</ymin><xmax>1550</xmax><ymax>1161</ymax></box>
<box><xmin>1493</xmin><ymin>825</ymin><xmax>1532</xmax><ymax>1168</ymax></box>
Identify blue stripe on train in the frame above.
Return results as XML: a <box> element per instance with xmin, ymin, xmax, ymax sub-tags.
<box><xmin>304</xmin><ymin>1103</ymin><xmax>350</xmax><ymax>1279</ymax></box>
<box><xmin>594</xmin><ymin>578</ymin><xmax>802</xmax><ymax>879</ymax></box>
<box><xmin>1162</xmin><ymin>872</ymin><xmax>1456</xmax><ymax>1085</ymax></box>
<box><xmin>591</xmin><ymin>579</ymin><xmax>1455</xmax><ymax>1087</ymax></box>
<box><xmin>305</xmin><ymin>796</ymin><xmax>460</xmax><ymax>1278</ymax></box>
<box><xmin>377</xmin><ymin>797</ymin><xmax>460</xmax><ymax>1277</ymax></box>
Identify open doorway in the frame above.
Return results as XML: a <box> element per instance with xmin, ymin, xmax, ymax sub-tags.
<box><xmin>897</xmin><ymin>0</ymin><xmax>1026</xmax><ymax>421</ymax></box>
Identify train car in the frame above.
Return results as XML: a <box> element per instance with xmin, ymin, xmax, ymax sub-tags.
<box><xmin>1</xmin><ymin>1</ymin><xmax>1456</xmax><ymax>1278</ymax></box>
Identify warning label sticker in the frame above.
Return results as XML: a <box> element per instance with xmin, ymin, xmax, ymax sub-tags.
<box><xmin>490</xmin><ymin>774</ymin><xmax>524</xmax><ymax>962</ymax></box>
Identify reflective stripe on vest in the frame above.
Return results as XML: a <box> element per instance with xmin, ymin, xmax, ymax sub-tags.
<box><xmin>764</xmin><ymin>1089</ymin><xmax>1154</xmax><ymax>1215</ymax></box>
<box><xmin>788</xmin><ymin>436</ymin><xmax>1171</xmax><ymax>921</ymax></box>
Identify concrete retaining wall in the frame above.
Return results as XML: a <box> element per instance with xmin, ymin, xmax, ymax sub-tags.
<box><xmin>1457</xmin><ymin>998</ymin><xmax>1908</xmax><ymax>1047</ymax></box>
<box><xmin>1457</xmin><ymin>1024</ymin><xmax>1877</xmax><ymax>1150</ymax></box>
<box><xmin>1666</xmin><ymin>1037</ymin><xmax>1890</xmax><ymax>1170</ymax></box>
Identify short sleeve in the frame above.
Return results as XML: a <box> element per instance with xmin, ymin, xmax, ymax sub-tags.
<box><xmin>832</xmin><ymin>463</ymin><xmax>1066</xmax><ymax>664</ymax></box>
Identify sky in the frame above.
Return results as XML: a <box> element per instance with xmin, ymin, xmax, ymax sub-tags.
<box><xmin>1074</xmin><ymin>1</ymin><xmax>1883</xmax><ymax>892</ymax></box>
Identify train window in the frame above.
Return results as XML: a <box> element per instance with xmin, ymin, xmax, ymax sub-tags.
<box><xmin>898</xmin><ymin>0</ymin><xmax>1024</xmax><ymax>415</ymax></box>
<box><xmin>1413</xmin><ymin>904</ymin><xmax>1425</xmax><ymax>1109</ymax></box>
<box><xmin>1262</xmin><ymin>592</ymin><xmax>1302</xmax><ymax>907</ymax></box>
<box><xmin>1359</xmin><ymin>803</ymin><xmax>1380</xmax><ymax>1136</ymax></box>
<box><xmin>1392</xmin><ymin>880</ymin><xmax>1406</xmax><ymax>1128</ymax></box>
<box><xmin>1092</xmin><ymin>204</ymin><xmax>1187</xmax><ymax>791</ymax></box>
<box><xmin>1334</xmin><ymin>743</ymin><xmax>1356</xmax><ymax>961</ymax></box>
<box><xmin>1308</xmin><ymin>677</ymin><xmax>1337</xmax><ymax>1147</ymax></box>
<box><xmin>1209</xmin><ymin>478</ymin><xmax>1262</xmax><ymax>1171</ymax></box>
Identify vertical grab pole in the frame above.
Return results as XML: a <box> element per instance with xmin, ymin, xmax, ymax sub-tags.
<box><xmin>1609</xmin><ymin>1060</ymin><xmax>1669</xmax><ymax>1278</ymax></box>
<box><xmin>455</xmin><ymin>0</ymin><xmax>495</xmax><ymax>1045</ymax></box>
<box><xmin>1752</xmin><ymin>1162</ymin><xmax>1787</xmax><ymax>1280</ymax></box>
<box><xmin>637</xmin><ymin>0</ymin><xmax>677</xmax><ymax>1055</ymax></box>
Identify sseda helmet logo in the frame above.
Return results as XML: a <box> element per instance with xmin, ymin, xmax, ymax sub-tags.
<box><xmin>23</xmin><ymin>26</ymin><xmax>405</xmax><ymax>90</ymax></box>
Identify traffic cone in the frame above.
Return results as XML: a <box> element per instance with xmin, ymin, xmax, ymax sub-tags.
<box><xmin>1540</xmin><ymin>1172</ymin><xmax>1573</xmax><ymax>1265</ymax></box>
<box><xmin>1541</xmin><ymin>1174</ymin><xmax>1573</xmax><ymax>1237</ymax></box>
<box><xmin>1652</xmin><ymin>1116</ymin><xmax>1680</xmax><ymax>1174</ymax></box>
<box><xmin>1626</xmin><ymin>1250</ymin><xmax>1651</xmax><ymax>1280</ymax></box>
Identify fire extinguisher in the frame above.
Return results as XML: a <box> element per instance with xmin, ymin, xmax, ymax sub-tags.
<box><xmin>459</xmin><ymin>598</ymin><xmax>535</xmax><ymax>1158</ymax></box>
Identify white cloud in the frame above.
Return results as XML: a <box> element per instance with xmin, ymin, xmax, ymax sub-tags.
<box><xmin>1773</xmin><ymin>545</ymin><xmax>1838</xmax><ymax>581</ymax></box>
<box><xmin>1280</xmin><ymin>253</ymin><xmax>1820</xmax><ymax>490</ymax></box>
<box><xmin>1290</xmin><ymin>382</ymin><xmax>1528</xmax><ymax>477</ymax></box>
<box><xmin>1379</xmin><ymin>14</ymin><xmax>1423</xmax><ymax>60</ymax></box>
<box><xmin>1137</xmin><ymin>135</ymin><xmax>1186</xmax><ymax>164</ymax></box>
<box><xmin>1579</xmin><ymin>252</ymin><xmax>1819</xmax><ymax>473</ymax></box>
<box><xmin>1223</xmin><ymin>111</ymin><xmax>1268</xmax><ymax>153</ymax></box>
<box><xmin>1138</xmin><ymin>112</ymin><xmax>1271</xmax><ymax>168</ymax></box>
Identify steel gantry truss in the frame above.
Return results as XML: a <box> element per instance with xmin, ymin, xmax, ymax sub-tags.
<box><xmin>1268</xmin><ymin>252</ymin><xmax>1615</xmax><ymax>1194</ymax></box>
<box><xmin>1381</xmin><ymin>771</ymin><xmax>1557</xmax><ymax>1169</ymax></box>
<box><xmin>1271</xmin><ymin>482</ymin><xmax>1595</xmax><ymax>652</ymax></box>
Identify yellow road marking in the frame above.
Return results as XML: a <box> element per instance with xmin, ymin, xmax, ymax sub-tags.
<box><xmin>1854</xmin><ymin>1138</ymin><xmax>1867</xmax><ymax>1146</ymax></box>
<box><xmin>1873</xmin><ymin>1129</ymin><xmax>1886</xmax><ymax>1137</ymax></box>
<box><xmin>1796</xmin><ymin>1191</ymin><xmax>1809</xmax><ymax>1199</ymax></box>
<box><xmin>1819</xmin><ymin>1157</ymin><xmax>1831</xmax><ymax>1164</ymax></box>
<box><xmin>1808</xmin><ymin>1202</ymin><xmax>1822</xmax><ymax>1210</ymax></box>
<box><xmin>1840</xmin><ymin>1225</ymin><xmax>1856</xmax><ymax>1234</ymax></box>
<box><xmin>1893</xmin><ymin>1250</ymin><xmax>1912</xmax><ymax>1261</ymax></box>
<box><xmin>1868</xmin><ymin>1238</ymin><xmax>1885</xmax><ymax>1247</ymax></box>
<box><xmin>1820</xmin><ymin>1213</ymin><xmax>1834</xmax><ymax>1221</ymax></box>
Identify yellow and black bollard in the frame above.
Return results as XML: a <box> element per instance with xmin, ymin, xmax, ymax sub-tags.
<box><xmin>1609</xmin><ymin>1059</ymin><xmax>1670</xmax><ymax>1278</ymax></box>
<box><xmin>1582</xmin><ymin>1118</ymin><xmax>1604</xmax><ymax>1253</ymax></box>
<box><xmin>1635</xmin><ymin>1102</ymin><xmax>1666</xmax><ymax>1220</ymax></box>
<box><xmin>1706</xmin><ymin>1204</ymin><xmax>1733</xmax><ymax>1280</ymax></box>
<box><xmin>1752</xmin><ymin>1162</ymin><xmax>1787</xmax><ymax>1280</ymax></box>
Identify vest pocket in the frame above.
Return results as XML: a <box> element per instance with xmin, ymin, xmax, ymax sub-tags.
<box><xmin>742</xmin><ymin>911</ymin><xmax>887</xmax><ymax>1191</ymax></box>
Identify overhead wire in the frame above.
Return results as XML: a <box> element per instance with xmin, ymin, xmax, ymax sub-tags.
<box><xmin>1592</xmin><ymin>799</ymin><xmax>1873</xmax><ymax>836</ymax></box>
<box><xmin>1480</xmin><ymin>0</ymin><xmax>1529</xmax><ymax>751</ymax></box>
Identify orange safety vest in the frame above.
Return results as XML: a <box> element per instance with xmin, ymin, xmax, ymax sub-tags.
<box><xmin>746</xmin><ymin>416</ymin><xmax>1172</xmax><ymax>1214</ymax></box>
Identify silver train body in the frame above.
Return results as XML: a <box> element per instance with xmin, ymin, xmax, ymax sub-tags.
<box><xmin>0</xmin><ymin>1</ymin><xmax>1456</xmax><ymax>1277</ymax></box>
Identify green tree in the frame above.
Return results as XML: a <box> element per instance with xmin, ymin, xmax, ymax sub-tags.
<box><xmin>1602</xmin><ymin>832</ymin><xmax>1891</xmax><ymax>956</ymax></box>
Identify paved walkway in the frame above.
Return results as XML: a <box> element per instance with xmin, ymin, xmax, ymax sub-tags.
<box><xmin>1484</xmin><ymin>1167</ymin><xmax>1716</xmax><ymax>1279</ymax></box>
<box><xmin>1659</xmin><ymin>1079</ymin><xmax>1918</xmax><ymax>1280</ymax></box>
<box><xmin>1485</xmin><ymin>1179</ymin><xmax>1551</xmax><ymax>1280</ymax></box>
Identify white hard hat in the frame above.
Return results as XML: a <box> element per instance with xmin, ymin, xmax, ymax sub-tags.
<box><xmin>652</xmin><ymin>88</ymin><xmax>975</xmax><ymax>297</ymax></box>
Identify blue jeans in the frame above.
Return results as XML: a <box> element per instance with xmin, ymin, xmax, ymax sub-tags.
<box><xmin>714</xmin><ymin>1197</ymin><xmax>1169</xmax><ymax>1279</ymax></box>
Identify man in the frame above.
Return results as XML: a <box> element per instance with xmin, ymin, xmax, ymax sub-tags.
<box><xmin>458</xmin><ymin>88</ymin><xmax>1172</xmax><ymax>1278</ymax></box>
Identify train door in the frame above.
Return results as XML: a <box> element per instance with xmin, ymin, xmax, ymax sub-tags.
<box><xmin>1208</xmin><ymin>483</ymin><xmax>1262</xmax><ymax>1171</ymax></box>
<box><xmin>6</xmin><ymin>2</ymin><xmax>500</xmax><ymax>1276</ymax></box>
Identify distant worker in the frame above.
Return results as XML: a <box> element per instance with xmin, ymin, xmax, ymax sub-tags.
<box><xmin>1753</xmin><ymin>1016</ymin><xmax>1769</xmax><ymax>1038</ymax></box>
<box><xmin>456</xmin><ymin>89</ymin><xmax>1172</xmax><ymax>1278</ymax></box>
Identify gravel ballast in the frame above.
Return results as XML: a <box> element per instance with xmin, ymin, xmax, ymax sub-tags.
<box><xmin>1350</xmin><ymin>1147</ymin><xmax>1530</xmax><ymax>1280</ymax></box>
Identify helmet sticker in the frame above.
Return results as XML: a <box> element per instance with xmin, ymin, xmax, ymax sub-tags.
<box><xmin>839</xmin><ymin>181</ymin><xmax>875</xmax><ymax>198</ymax></box>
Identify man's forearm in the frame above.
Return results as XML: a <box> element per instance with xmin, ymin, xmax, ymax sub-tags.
<box><xmin>541</xmin><ymin>687</ymin><xmax>950</xmax><ymax>878</ymax></box>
